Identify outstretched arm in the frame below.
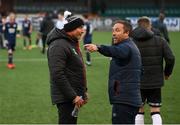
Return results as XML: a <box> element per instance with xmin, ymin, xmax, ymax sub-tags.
<box><xmin>84</xmin><ymin>44</ymin><xmax>98</xmax><ymax>52</ymax></box>
<box><xmin>84</xmin><ymin>44</ymin><xmax>130</xmax><ymax>58</ymax></box>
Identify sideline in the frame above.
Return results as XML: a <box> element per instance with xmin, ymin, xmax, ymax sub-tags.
<box><xmin>0</xmin><ymin>56</ymin><xmax>108</xmax><ymax>62</ymax></box>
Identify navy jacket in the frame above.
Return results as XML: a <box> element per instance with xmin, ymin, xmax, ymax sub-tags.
<box><xmin>22</xmin><ymin>19</ymin><xmax>31</xmax><ymax>35</ymax></box>
<box><xmin>0</xmin><ymin>20</ymin><xmax>3</xmax><ymax>33</ymax></box>
<box><xmin>98</xmin><ymin>38</ymin><xmax>142</xmax><ymax>107</ymax></box>
<box><xmin>4</xmin><ymin>22</ymin><xmax>17</xmax><ymax>43</ymax></box>
<box><xmin>83</xmin><ymin>21</ymin><xmax>93</xmax><ymax>44</ymax></box>
<box><xmin>152</xmin><ymin>20</ymin><xmax>170</xmax><ymax>43</ymax></box>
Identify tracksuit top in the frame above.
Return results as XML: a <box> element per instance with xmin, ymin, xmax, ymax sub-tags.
<box><xmin>98</xmin><ymin>38</ymin><xmax>142</xmax><ymax>107</ymax></box>
<box><xmin>5</xmin><ymin>22</ymin><xmax>17</xmax><ymax>43</ymax></box>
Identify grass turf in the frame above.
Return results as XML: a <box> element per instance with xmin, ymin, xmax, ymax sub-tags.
<box><xmin>0</xmin><ymin>31</ymin><xmax>179</xmax><ymax>123</ymax></box>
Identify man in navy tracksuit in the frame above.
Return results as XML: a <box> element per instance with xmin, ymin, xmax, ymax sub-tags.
<box><xmin>85</xmin><ymin>20</ymin><xmax>142</xmax><ymax>124</ymax></box>
<box><xmin>4</xmin><ymin>13</ymin><xmax>17</xmax><ymax>69</ymax></box>
<box><xmin>22</xmin><ymin>15</ymin><xmax>32</xmax><ymax>50</ymax></box>
<box><xmin>82</xmin><ymin>14</ymin><xmax>93</xmax><ymax>66</ymax></box>
<box><xmin>152</xmin><ymin>12</ymin><xmax>170</xmax><ymax>43</ymax></box>
<box><xmin>0</xmin><ymin>16</ymin><xmax>4</xmax><ymax>49</ymax></box>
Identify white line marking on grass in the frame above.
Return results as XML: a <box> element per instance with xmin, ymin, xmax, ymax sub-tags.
<box><xmin>0</xmin><ymin>58</ymin><xmax>47</xmax><ymax>62</ymax></box>
<box><xmin>0</xmin><ymin>56</ymin><xmax>108</xmax><ymax>62</ymax></box>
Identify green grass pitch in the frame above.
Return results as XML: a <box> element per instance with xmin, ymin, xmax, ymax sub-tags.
<box><xmin>0</xmin><ymin>31</ymin><xmax>179</xmax><ymax>124</ymax></box>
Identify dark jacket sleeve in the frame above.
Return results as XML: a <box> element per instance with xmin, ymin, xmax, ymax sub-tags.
<box><xmin>162</xmin><ymin>24</ymin><xmax>170</xmax><ymax>43</ymax></box>
<box><xmin>48</xmin><ymin>41</ymin><xmax>77</xmax><ymax>100</ymax></box>
<box><xmin>39</xmin><ymin>20</ymin><xmax>45</xmax><ymax>33</ymax></box>
<box><xmin>152</xmin><ymin>27</ymin><xmax>161</xmax><ymax>36</ymax></box>
<box><xmin>98</xmin><ymin>44</ymin><xmax>130</xmax><ymax>59</ymax></box>
<box><xmin>162</xmin><ymin>39</ymin><xmax>175</xmax><ymax>76</ymax></box>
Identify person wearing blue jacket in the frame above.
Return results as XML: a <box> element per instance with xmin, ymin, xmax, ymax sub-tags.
<box><xmin>152</xmin><ymin>12</ymin><xmax>170</xmax><ymax>43</ymax></box>
<box><xmin>85</xmin><ymin>20</ymin><xmax>142</xmax><ymax>124</ymax></box>
<box><xmin>22</xmin><ymin>15</ymin><xmax>32</xmax><ymax>50</ymax></box>
<box><xmin>0</xmin><ymin>15</ymin><xmax>4</xmax><ymax>49</ymax></box>
<box><xmin>82</xmin><ymin>14</ymin><xmax>94</xmax><ymax>66</ymax></box>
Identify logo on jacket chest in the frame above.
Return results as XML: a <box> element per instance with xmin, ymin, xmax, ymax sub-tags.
<box><xmin>72</xmin><ymin>48</ymin><xmax>78</xmax><ymax>55</ymax></box>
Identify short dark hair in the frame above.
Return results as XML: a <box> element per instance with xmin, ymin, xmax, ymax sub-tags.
<box><xmin>114</xmin><ymin>20</ymin><xmax>132</xmax><ymax>33</ymax></box>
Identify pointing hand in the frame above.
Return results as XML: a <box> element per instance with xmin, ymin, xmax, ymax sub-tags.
<box><xmin>84</xmin><ymin>44</ymin><xmax>98</xmax><ymax>52</ymax></box>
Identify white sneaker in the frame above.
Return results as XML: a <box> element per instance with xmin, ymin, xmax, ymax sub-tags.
<box><xmin>86</xmin><ymin>61</ymin><xmax>91</xmax><ymax>66</ymax></box>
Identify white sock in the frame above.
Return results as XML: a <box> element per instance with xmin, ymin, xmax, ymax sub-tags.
<box><xmin>135</xmin><ymin>114</ymin><xmax>144</xmax><ymax>125</ymax></box>
<box><xmin>151</xmin><ymin>113</ymin><xmax>162</xmax><ymax>125</ymax></box>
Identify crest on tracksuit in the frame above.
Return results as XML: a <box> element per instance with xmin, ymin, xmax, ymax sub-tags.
<box><xmin>72</xmin><ymin>48</ymin><xmax>78</xmax><ymax>55</ymax></box>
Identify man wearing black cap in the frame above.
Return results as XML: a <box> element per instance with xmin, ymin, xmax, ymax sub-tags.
<box><xmin>46</xmin><ymin>14</ymin><xmax>88</xmax><ymax>124</ymax></box>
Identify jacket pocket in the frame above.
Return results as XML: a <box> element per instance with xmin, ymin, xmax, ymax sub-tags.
<box><xmin>113</xmin><ymin>80</ymin><xmax>120</xmax><ymax>96</ymax></box>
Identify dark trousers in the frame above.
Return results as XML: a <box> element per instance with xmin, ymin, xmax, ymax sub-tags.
<box><xmin>0</xmin><ymin>33</ymin><xmax>4</xmax><ymax>48</ymax></box>
<box><xmin>112</xmin><ymin>104</ymin><xmax>139</xmax><ymax>124</ymax></box>
<box><xmin>84</xmin><ymin>46</ymin><xmax>91</xmax><ymax>62</ymax></box>
<box><xmin>86</xmin><ymin>51</ymin><xmax>91</xmax><ymax>62</ymax></box>
<box><xmin>42</xmin><ymin>35</ymin><xmax>47</xmax><ymax>54</ymax></box>
<box><xmin>56</xmin><ymin>103</ymin><xmax>77</xmax><ymax>124</ymax></box>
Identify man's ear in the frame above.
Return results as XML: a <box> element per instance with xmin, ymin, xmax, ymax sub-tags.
<box><xmin>124</xmin><ymin>31</ymin><xmax>129</xmax><ymax>36</ymax></box>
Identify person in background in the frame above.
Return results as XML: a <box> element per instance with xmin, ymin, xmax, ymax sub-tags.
<box><xmin>131</xmin><ymin>16</ymin><xmax>175</xmax><ymax>125</ymax></box>
<box><xmin>56</xmin><ymin>12</ymin><xmax>66</xmax><ymax>30</ymax></box>
<box><xmin>40</xmin><ymin>12</ymin><xmax>54</xmax><ymax>54</ymax></box>
<box><xmin>82</xmin><ymin>14</ymin><xmax>94</xmax><ymax>66</ymax></box>
<box><xmin>152</xmin><ymin>12</ymin><xmax>170</xmax><ymax>43</ymax></box>
<box><xmin>34</xmin><ymin>12</ymin><xmax>45</xmax><ymax>48</ymax></box>
<box><xmin>46</xmin><ymin>13</ymin><xmax>88</xmax><ymax>124</ymax></box>
<box><xmin>4</xmin><ymin>12</ymin><xmax>18</xmax><ymax>69</ymax></box>
<box><xmin>0</xmin><ymin>15</ymin><xmax>4</xmax><ymax>49</ymax></box>
<box><xmin>22</xmin><ymin>14</ymin><xmax>32</xmax><ymax>50</ymax></box>
<box><xmin>55</xmin><ymin>10</ymin><xmax>71</xmax><ymax>30</ymax></box>
<box><xmin>85</xmin><ymin>20</ymin><xmax>142</xmax><ymax>124</ymax></box>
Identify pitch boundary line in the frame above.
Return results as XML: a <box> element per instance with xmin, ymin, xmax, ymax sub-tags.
<box><xmin>0</xmin><ymin>56</ymin><xmax>108</xmax><ymax>62</ymax></box>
